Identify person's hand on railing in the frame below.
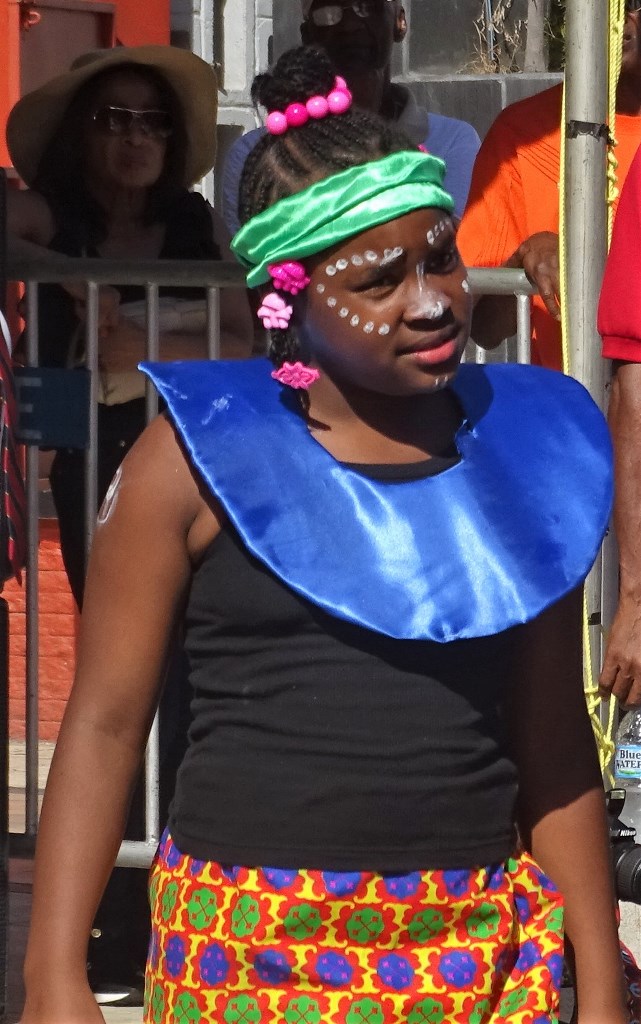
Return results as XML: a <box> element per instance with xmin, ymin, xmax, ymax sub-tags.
<box><xmin>468</xmin><ymin>231</ymin><xmax>560</xmax><ymax>350</ymax></box>
<box><xmin>600</xmin><ymin>592</ymin><xmax>641</xmax><ymax>707</ymax></box>
<box><xmin>511</xmin><ymin>230</ymin><xmax>561</xmax><ymax>321</ymax></box>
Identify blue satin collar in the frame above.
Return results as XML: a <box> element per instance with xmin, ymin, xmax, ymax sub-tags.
<box><xmin>141</xmin><ymin>359</ymin><xmax>612</xmax><ymax>642</ymax></box>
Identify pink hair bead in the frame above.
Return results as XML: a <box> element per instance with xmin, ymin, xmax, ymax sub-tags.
<box><xmin>285</xmin><ymin>103</ymin><xmax>309</xmax><ymax>128</ymax></box>
<box><xmin>307</xmin><ymin>95</ymin><xmax>330</xmax><ymax>119</ymax></box>
<box><xmin>327</xmin><ymin>88</ymin><xmax>352</xmax><ymax>115</ymax></box>
<box><xmin>266</xmin><ymin>110</ymin><xmax>288</xmax><ymax>135</ymax></box>
<box><xmin>334</xmin><ymin>76</ymin><xmax>348</xmax><ymax>91</ymax></box>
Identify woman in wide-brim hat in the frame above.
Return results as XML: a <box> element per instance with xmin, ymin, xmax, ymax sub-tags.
<box><xmin>6</xmin><ymin>46</ymin><xmax>251</xmax><ymax>1004</ymax></box>
<box><xmin>6</xmin><ymin>43</ymin><xmax>251</xmax><ymax>604</ymax></box>
<box><xmin>7</xmin><ymin>44</ymin><xmax>220</xmax><ymax>190</ymax></box>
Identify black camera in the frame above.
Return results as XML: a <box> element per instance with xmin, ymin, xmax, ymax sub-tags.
<box><xmin>607</xmin><ymin>788</ymin><xmax>641</xmax><ymax>904</ymax></box>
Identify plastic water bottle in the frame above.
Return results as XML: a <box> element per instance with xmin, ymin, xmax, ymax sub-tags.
<box><xmin>615</xmin><ymin>710</ymin><xmax>641</xmax><ymax>836</ymax></box>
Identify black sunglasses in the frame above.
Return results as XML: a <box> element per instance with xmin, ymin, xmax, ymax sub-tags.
<box><xmin>309</xmin><ymin>0</ymin><xmax>393</xmax><ymax>27</ymax></box>
<box><xmin>91</xmin><ymin>105</ymin><xmax>174</xmax><ymax>139</ymax></box>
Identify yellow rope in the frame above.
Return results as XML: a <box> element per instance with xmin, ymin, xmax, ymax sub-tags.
<box><xmin>559</xmin><ymin>1</ymin><xmax>625</xmax><ymax>771</ymax></box>
<box><xmin>608</xmin><ymin>0</ymin><xmax>627</xmax><ymax>242</ymax></box>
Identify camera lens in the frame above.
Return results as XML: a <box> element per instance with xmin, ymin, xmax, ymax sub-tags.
<box><xmin>613</xmin><ymin>843</ymin><xmax>641</xmax><ymax>904</ymax></box>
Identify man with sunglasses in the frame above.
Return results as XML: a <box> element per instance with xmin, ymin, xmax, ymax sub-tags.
<box><xmin>222</xmin><ymin>0</ymin><xmax>480</xmax><ymax>233</ymax></box>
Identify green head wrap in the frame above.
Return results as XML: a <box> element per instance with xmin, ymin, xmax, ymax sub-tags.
<box><xmin>231</xmin><ymin>151</ymin><xmax>454</xmax><ymax>288</ymax></box>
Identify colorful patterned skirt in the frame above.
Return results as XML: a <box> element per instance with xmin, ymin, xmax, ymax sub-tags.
<box><xmin>144</xmin><ymin>830</ymin><xmax>564</xmax><ymax>1024</ymax></box>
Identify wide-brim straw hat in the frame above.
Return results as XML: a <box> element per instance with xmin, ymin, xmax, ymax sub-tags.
<box><xmin>6</xmin><ymin>44</ymin><xmax>219</xmax><ymax>188</ymax></box>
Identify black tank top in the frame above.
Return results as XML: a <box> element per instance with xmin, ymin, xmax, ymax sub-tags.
<box><xmin>170</xmin><ymin>456</ymin><xmax>520</xmax><ymax>872</ymax></box>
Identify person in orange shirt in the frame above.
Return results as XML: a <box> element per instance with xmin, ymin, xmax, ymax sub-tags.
<box><xmin>457</xmin><ymin>1</ymin><xmax>641</xmax><ymax>370</ymax></box>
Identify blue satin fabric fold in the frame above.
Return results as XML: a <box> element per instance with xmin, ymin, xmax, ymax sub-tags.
<box><xmin>141</xmin><ymin>359</ymin><xmax>612</xmax><ymax>642</ymax></box>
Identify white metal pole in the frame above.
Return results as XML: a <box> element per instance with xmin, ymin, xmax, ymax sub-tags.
<box><xmin>564</xmin><ymin>0</ymin><xmax>610</xmax><ymax>747</ymax></box>
<box><xmin>564</xmin><ymin>0</ymin><xmax>609</xmax><ymax>399</ymax></box>
<box><xmin>191</xmin><ymin>0</ymin><xmax>216</xmax><ymax>205</ymax></box>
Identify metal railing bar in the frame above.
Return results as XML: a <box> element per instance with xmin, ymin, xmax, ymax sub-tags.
<box><xmin>144</xmin><ymin>284</ymin><xmax>161</xmax><ymax>424</ymax></box>
<box><xmin>206</xmin><ymin>287</ymin><xmax>221</xmax><ymax>361</ymax></box>
<box><xmin>7</xmin><ymin>261</ymin><xmax>539</xmax><ymax>295</ymax></box>
<box><xmin>144</xmin><ymin>715</ymin><xmax>161</xmax><ymax>850</ymax></box>
<box><xmin>143</xmin><ymin>284</ymin><xmax>161</xmax><ymax>846</ymax></box>
<box><xmin>8</xmin><ymin>258</ymin><xmax>247</xmax><ymax>288</ymax></box>
<box><xmin>516</xmin><ymin>293</ymin><xmax>532</xmax><ymax>364</ymax></box>
<box><xmin>24</xmin><ymin>283</ymin><xmax>40</xmax><ymax>836</ymax></box>
<box><xmin>84</xmin><ymin>282</ymin><xmax>100</xmax><ymax>568</ymax></box>
<box><xmin>467</xmin><ymin>267</ymin><xmax>536</xmax><ymax>295</ymax></box>
<box><xmin>115</xmin><ymin>840</ymin><xmax>157</xmax><ymax>869</ymax></box>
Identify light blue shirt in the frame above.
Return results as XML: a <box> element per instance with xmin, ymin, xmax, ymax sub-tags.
<box><xmin>222</xmin><ymin>88</ymin><xmax>480</xmax><ymax>236</ymax></box>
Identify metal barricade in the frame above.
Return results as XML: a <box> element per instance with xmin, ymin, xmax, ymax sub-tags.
<box><xmin>6</xmin><ymin>259</ymin><xmax>608</xmax><ymax>871</ymax></box>
<box><xmin>8</xmin><ymin>256</ymin><xmax>244</xmax><ymax>867</ymax></box>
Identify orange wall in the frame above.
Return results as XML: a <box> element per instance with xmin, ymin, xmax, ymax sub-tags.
<box><xmin>0</xmin><ymin>0</ymin><xmax>171</xmax><ymax>172</ymax></box>
<box><xmin>0</xmin><ymin>1</ymin><xmax>20</xmax><ymax>167</ymax></box>
<box><xmin>5</xmin><ymin>520</ymin><xmax>78</xmax><ymax>741</ymax></box>
<box><xmin>115</xmin><ymin>0</ymin><xmax>170</xmax><ymax>45</ymax></box>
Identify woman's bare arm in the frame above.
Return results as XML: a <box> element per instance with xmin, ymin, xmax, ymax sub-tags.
<box><xmin>21</xmin><ymin>415</ymin><xmax>221</xmax><ymax>1023</ymax></box>
<box><xmin>7</xmin><ymin>189</ymin><xmax>57</xmax><ymax>248</ymax></box>
<box><xmin>508</xmin><ymin>589</ymin><xmax>626</xmax><ymax>1024</ymax></box>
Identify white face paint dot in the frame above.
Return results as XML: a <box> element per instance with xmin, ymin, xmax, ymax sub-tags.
<box><xmin>462</xmin><ymin>279</ymin><xmax>470</xmax><ymax>293</ymax></box>
<box><xmin>351</xmin><ymin>254</ymin><xmax>364</xmax><ymax>266</ymax></box>
<box><xmin>327</xmin><ymin>297</ymin><xmax>337</xmax><ymax>308</ymax></box>
<box><xmin>381</xmin><ymin>246</ymin><xmax>404</xmax><ymax>267</ymax></box>
<box><xmin>363</xmin><ymin>322</ymin><xmax>375</xmax><ymax>334</ymax></box>
<box><xmin>316</xmin><ymin>283</ymin><xmax>326</xmax><ymax>294</ymax></box>
<box><xmin>326</xmin><ymin>265</ymin><xmax>337</xmax><ymax>277</ymax></box>
<box><xmin>350</xmin><ymin>315</ymin><xmax>360</xmax><ymax>327</ymax></box>
<box><xmin>365</xmin><ymin>250</ymin><xmax>378</xmax><ymax>263</ymax></box>
<box><xmin>427</xmin><ymin>219</ymin><xmax>449</xmax><ymax>247</ymax></box>
<box><xmin>336</xmin><ymin>258</ymin><xmax>349</xmax><ymax>271</ymax></box>
<box><xmin>339</xmin><ymin>307</ymin><xmax>349</xmax><ymax>318</ymax></box>
<box><xmin>378</xmin><ymin>324</ymin><xmax>390</xmax><ymax>335</ymax></box>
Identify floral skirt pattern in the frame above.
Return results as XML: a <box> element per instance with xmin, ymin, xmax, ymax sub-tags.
<box><xmin>144</xmin><ymin>830</ymin><xmax>564</xmax><ymax>1024</ymax></box>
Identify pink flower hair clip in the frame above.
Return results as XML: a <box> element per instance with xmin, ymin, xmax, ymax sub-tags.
<box><xmin>257</xmin><ymin>293</ymin><xmax>293</xmax><ymax>331</ymax></box>
<box><xmin>268</xmin><ymin>260</ymin><xmax>311</xmax><ymax>295</ymax></box>
<box><xmin>271</xmin><ymin>361</ymin><xmax>320</xmax><ymax>390</ymax></box>
<box><xmin>266</xmin><ymin>77</ymin><xmax>352</xmax><ymax>135</ymax></box>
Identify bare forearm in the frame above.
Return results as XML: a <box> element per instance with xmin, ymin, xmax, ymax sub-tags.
<box><xmin>597</xmin><ymin>363</ymin><xmax>641</xmax><ymax>701</ymax></box>
<box><xmin>522</xmin><ymin>788</ymin><xmax>625</xmax><ymax>1022</ymax></box>
<box><xmin>23</xmin><ymin>708</ymin><xmax>148</xmax><ymax>990</ymax></box>
<box><xmin>512</xmin><ymin>591</ymin><xmax>625</xmax><ymax>1021</ymax></box>
<box><xmin>609</xmin><ymin>364</ymin><xmax>641</xmax><ymax>600</ymax></box>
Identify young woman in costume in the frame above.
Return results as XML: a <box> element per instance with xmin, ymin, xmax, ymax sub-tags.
<box><xmin>21</xmin><ymin>45</ymin><xmax>625</xmax><ymax>1024</ymax></box>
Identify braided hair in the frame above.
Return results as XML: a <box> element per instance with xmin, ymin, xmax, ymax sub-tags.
<box><xmin>238</xmin><ymin>45</ymin><xmax>415</xmax><ymax>367</ymax></box>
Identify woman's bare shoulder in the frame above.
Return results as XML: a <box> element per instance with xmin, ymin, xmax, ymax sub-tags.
<box><xmin>96</xmin><ymin>413</ymin><xmax>223</xmax><ymax>564</ymax></box>
<box><xmin>7</xmin><ymin>189</ymin><xmax>57</xmax><ymax>246</ymax></box>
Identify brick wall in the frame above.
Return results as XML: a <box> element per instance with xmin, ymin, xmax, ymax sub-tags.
<box><xmin>5</xmin><ymin>520</ymin><xmax>77</xmax><ymax>741</ymax></box>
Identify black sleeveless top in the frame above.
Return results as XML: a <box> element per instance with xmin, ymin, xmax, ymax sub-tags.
<box><xmin>171</xmin><ymin>456</ymin><xmax>520</xmax><ymax>872</ymax></box>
